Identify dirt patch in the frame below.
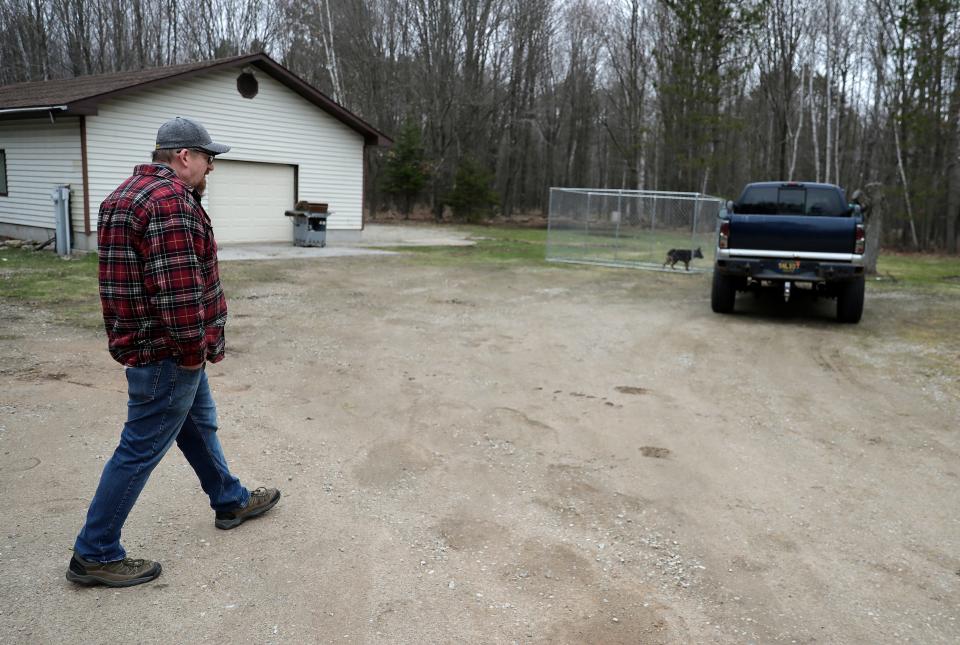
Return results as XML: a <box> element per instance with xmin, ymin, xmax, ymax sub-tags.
<box><xmin>639</xmin><ymin>446</ymin><xmax>671</xmax><ymax>459</ymax></box>
<box><xmin>1</xmin><ymin>254</ymin><xmax>958</xmax><ymax>643</ymax></box>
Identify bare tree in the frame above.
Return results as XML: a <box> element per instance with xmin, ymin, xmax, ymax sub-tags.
<box><xmin>753</xmin><ymin>0</ymin><xmax>807</xmax><ymax>180</ymax></box>
<box><xmin>603</xmin><ymin>0</ymin><xmax>651</xmax><ymax>191</ymax></box>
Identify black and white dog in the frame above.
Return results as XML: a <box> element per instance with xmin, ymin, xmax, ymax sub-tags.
<box><xmin>663</xmin><ymin>247</ymin><xmax>703</xmax><ymax>271</ymax></box>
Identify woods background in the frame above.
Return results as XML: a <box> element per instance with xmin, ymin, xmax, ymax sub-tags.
<box><xmin>1</xmin><ymin>0</ymin><xmax>959</xmax><ymax>252</ymax></box>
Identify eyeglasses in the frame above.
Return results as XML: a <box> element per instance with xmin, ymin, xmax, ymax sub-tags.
<box><xmin>184</xmin><ymin>149</ymin><xmax>214</xmax><ymax>164</ymax></box>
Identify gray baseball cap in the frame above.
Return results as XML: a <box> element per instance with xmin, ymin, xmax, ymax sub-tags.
<box><xmin>155</xmin><ymin>116</ymin><xmax>231</xmax><ymax>155</ymax></box>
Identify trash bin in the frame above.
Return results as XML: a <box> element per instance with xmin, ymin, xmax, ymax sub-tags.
<box><xmin>284</xmin><ymin>202</ymin><xmax>328</xmax><ymax>247</ymax></box>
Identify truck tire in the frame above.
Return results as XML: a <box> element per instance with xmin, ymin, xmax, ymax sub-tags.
<box><xmin>836</xmin><ymin>276</ymin><xmax>865</xmax><ymax>323</ymax></box>
<box><xmin>711</xmin><ymin>271</ymin><xmax>736</xmax><ymax>313</ymax></box>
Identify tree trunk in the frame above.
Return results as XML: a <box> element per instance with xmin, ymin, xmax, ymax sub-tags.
<box><xmin>825</xmin><ymin>0</ymin><xmax>832</xmax><ymax>184</ymax></box>
<box><xmin>788</xmin><ymin>64</ymin><xmax>805</xmax><ymax>181</ymax></box>
<box><xmin>810</xmin><ymin>65</ymin><xmax>820</xmax><ymax>182</ymax></box>
<box><xmin>893</xmin><ymin>115</ymin><xmax>920</xmax><ymax>249</ymax></box>
<box><xmin>320</xmin><ymin>0</ymin><xmax>344</xmax><ymax>103</ymax></box>
<box><xmin>854</xmin><ymin>183</ymin><xmax>883</xmax><ymax>274</ymax></box>
<box><xmin>947</xmin><ymin>133</ymin><xmax>960</xmax><ymax>254</ymax></box>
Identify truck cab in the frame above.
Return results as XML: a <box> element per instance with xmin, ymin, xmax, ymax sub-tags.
<box><xmin>712</xmin><ymin>182</ymin><xmax>866</xmax><ymax>323</ymax></box>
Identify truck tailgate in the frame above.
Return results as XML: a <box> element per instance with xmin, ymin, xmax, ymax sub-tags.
<box><xmin>728</xmin><ymin>214</ymin><xmax>856</xmax><ymax>254</ymax></box>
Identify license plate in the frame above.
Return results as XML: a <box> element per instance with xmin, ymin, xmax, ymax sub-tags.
<box><xmin>777</xmin><ymin>260</ymin><xmax>801</xmax><ymax>273</ymax></box>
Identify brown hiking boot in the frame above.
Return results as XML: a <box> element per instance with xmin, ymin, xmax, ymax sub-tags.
<box><xmin>215</xmin><ymin>487</ymin><xmax>281</xmax><ymax>530</ymax></box>
<box><xmin>66</xmin><ymin>554</ymin><xmax>162</xmax><ymax>587</ymax></box>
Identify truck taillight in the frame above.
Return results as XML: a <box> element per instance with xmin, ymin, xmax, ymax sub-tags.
<box><xmin>854</xmin><ymin>224</ymin><xmax>865</xmax><ymax>255</ymax></box>
<box><xmin>719</xmin><ymin>221</ymin><xmax>730</xmax><ymax>249</ymax></box>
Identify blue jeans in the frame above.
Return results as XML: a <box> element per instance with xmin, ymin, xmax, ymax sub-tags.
<box><xmin>74</xmin><ymin>359</ymin><xmax>249</xmax><ymax>562</ymax></box>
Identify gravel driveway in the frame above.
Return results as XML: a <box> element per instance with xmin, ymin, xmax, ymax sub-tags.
<box><xmin>1</xmin><ymin>252</ymin><xmax>957</xmax><ymax>644</ymax></box>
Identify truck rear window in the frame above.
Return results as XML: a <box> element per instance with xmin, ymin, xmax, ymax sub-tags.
<box><xmin>737</xmin><ymin>186</ymin><xmax>848</xmax><ymax>216</ymax></box>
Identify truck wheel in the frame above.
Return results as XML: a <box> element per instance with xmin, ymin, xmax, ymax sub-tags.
<box><xmin>711</xmin><ymin>271</ymin><xmax>736</xmax><ymax>313</ymax></box>
<box><xmin>836</xmin><ymin>276</ymin><xmax>865</xmax><ymax>323</ymax></box>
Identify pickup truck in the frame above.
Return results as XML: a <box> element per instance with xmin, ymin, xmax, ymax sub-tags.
<box><xmin>711</xmin><ymin>181</ymin><xmax>866</xmax><ymax>323</ymax></box>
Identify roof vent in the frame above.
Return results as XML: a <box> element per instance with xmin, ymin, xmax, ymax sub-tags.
<box><xmin>237</xmin><ymin>71</ymin><xmax>258</xmax><ymax>99</ymax></box>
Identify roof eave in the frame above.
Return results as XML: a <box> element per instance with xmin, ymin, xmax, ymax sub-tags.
<box><xmin>0</xmin><ymin>104</ymin><xmax>95</xmax><ymax>121</ymax></box>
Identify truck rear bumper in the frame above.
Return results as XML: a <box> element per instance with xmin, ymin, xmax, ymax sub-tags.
<box><xmin>715</xmin><ymin>258</ymin><xmax>864</xmax><ymax>282</ymax></box>
<box><xmin>718</xmin><ymin>248</ymin><xmax>863</xmax><ymax>262</ymax></box>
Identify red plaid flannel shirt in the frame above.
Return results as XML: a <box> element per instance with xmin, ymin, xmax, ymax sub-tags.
<box><xmin>98</xmin><ymin>164</ymin><xmax>227</xmax><ymax>367</ymax></box>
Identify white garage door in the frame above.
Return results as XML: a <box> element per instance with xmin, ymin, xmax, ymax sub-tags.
<box><xmin>206</xmin><ymin>160</ymin><xmax>295</xmax><ymax>243</ymax></box>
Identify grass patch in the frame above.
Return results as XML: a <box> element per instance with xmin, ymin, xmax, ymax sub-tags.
<box><xmin>545</xmin><ymin>227</ymin><xmax>714</xmax><ymax>267</ymax></box>
<box><xmin>390</xmin><ymin>224</ymin><xmax>716</xmax><ymax>270</ymax></box>
<box><xmin>0</xmin><ymin>248</ymin><xmax>102</xmax><ymax>329</ymax></box>
<box><xmin>0</xmin><ymin>250</ymin><xmax>294</xmax><ymax>328</ymax></box>
<box><xmin>385</xmin><ymin>225</ymin><xmax>552</xmax><ymax>266</ymax></box>
<box><xmin>875</xmin><ymin>252</ymin><xmax>960</xmax><ymax>292</ymax></box>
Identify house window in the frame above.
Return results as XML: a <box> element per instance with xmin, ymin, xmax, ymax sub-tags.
<box><xmin>0</xmin><ymin>150</ymin><xmax>7</xmax><ymax>196</ymax></box>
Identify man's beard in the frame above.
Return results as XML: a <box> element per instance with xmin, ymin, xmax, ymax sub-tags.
<box><xmin>194</xmin><ymin>176</ymin><xmax>207</xmax><ymax>197</ymax></box>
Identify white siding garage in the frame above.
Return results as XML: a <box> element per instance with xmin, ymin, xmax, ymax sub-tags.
<box><xmin>84</xmin><ymin>69</ymin><xmax>368</xmax><ymax>235</ymax></box>
<box><xmin>0</xmin><ymin>53</ymin><xmax>390</xmax><ymax>250</ymax></box>
<box><xmin>205</xmin><ymin>160</ymin><xmax>294</xmax><ymax>243</ymax></box>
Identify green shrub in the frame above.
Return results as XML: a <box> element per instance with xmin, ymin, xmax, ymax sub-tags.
<box><xmin>446</xmin><ymin>157</ymin><xmax>499</xmax><ymax>223</ymax></box>
<box><xmin>380</xmin><ymin>122</ymin><xmax>430</xmax><ymax>217</ymax></box>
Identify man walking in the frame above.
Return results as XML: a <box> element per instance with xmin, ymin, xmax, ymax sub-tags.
<box><xmin>67</xmin><ymin>117</ymin><xmax>280</xmax><ymax>588</ymax></box>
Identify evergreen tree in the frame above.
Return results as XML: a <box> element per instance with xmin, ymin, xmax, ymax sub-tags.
<box><xmin>381</xmin><ymin>122</ymin><xmax>430</xmax><ymax>217</ymax></box>
<box><xmin>446</xmin><ymin>157</ymin><xmax>499</xmax><ymax>223</ymax></box>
